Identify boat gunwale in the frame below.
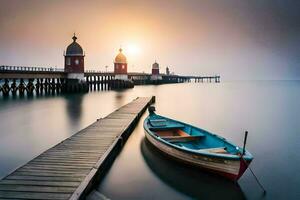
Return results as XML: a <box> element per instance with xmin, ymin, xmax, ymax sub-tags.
<box><xmin>144</xmin><ymin>114</ymin><xmax>253</xmax><ymax>161</ymax></box>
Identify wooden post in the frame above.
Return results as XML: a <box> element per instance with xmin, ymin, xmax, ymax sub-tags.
<box><xmin>243</xmin><ymin>131</ymin><xmax>248</xmax><ymax>155</ymax></box>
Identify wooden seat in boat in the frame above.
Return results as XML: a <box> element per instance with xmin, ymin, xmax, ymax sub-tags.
<box><xmin>155</xmin><ymin>129</ymin><xmax>205</xmax><ymax>143</ymax></box>
<box><xmin>149</xmin><ymin>119</ymin><xmax>167</xmax><ymax>127</ymax></box>
<box><xmin>161</xmin><ymin>135</ymin><xmax>204</xmax><ymax>142</ymax></box>
<box><xmin>155</xmin><ymin>129</ymin><xmax>190</xmax><ymax>137</ymax></box>
<box><xmin>197</xmin><ymin>147</ymin><xmax>228</xmax><ymax>154</ymax></box>
<box><xmin>149</xmin><ymin>124</ymin><xmax>185</xmax><ymax>131</ymax></box>
<box><xmin>149</xmin><ymin>119</ymin><xmax>185</xmax><ymax>130</ymax></box>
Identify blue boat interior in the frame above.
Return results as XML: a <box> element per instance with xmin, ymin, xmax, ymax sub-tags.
<box><xmin>148</xmin><ymin>114</ymin><xmax>240</xmax><ymax>155</ymax></box>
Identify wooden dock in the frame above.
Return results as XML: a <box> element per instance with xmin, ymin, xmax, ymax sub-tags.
<box><xmin>0</xmin><ymin>96</ymin><xmax>155</xmax><ymax>200</ymax></box>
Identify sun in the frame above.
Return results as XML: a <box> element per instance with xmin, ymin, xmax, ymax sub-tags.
<box><xmin>126</xmin><ymin>43</ymin><xmax>141</xmax><ymax>57</ymax></box>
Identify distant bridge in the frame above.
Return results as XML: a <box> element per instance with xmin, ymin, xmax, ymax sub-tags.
<box><xmin>0</xmin><ymin>65</ymin><xmax>220</xmax><ymax>82</ymax></box>
<box><xmin>0</xmin><ymin>65</ymin><xmax>220</xmax><ymax>96</ymax></box>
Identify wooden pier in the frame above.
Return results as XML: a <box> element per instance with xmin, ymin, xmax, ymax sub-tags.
<box><xmin>0</xmin><ymin>96</ymin><xmax>155</xmax><ymax>199</ymax></box>
<box><xmin>1</xmin><ymin>65</ymin><xmax>220</xmax><ymax>97</ymax></box>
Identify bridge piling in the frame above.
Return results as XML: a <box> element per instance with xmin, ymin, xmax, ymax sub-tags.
<box><xmin>11</xmin><ymin>79</ymin><xmax>17</xmax><ymax>96</ymax></box>
<box><xmin>27</xmin><ymin>79</ymin><xmax>35</xmax><ymax>96</ymax></box>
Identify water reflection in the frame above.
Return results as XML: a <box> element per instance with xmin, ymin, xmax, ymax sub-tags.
<box><xmin>141</xmin><ymin>138</ymin><xmax>246</xmax><ymax>199</ymax></box>
<box><xmin>64</xmin><ymin>94</ymin><xmax>83</xmax><ymax>125</ymax></box>
<box><xmin>115</xmin><ymin>91</ymin><xmax>125</xmax><ymax>107</ymax></box>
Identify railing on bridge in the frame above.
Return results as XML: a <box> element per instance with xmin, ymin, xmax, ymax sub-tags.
<box><xmin>0</xmin><ymin>65</ymin><xmax>64</xmax><ymax>72</ymax></box>
<box><xmin>85</xmin><ymin>70</ymin><xmax>106</xmax><ymax>73</ymax></box>
<box><xmin>0</xmin><ymin>66</ymin><xmax>114</xmax><ymax>73</ymax></box>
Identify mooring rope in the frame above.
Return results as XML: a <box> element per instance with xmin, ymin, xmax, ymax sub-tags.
<box><xmin>241</xmin><ymin>131</ymin><xmax>266</xmax><ymax>195</ymax></box>
<box><xmin>241</xmin><ymin>156</ymin><xmax>267</xmax><ymax>195</ymax></box>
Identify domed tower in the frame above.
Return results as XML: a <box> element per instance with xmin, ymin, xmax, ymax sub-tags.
<box><xmin>64</xmin><ymin>34</ymin><xmax>85</xmax><ymax>80</ymax></box>
<box><xmin>152</xmin><ymin>61</ymin><xmax>159</xmax><ymax>75</ymax></box>
<box><xmin>114</xmin><ymin>48</ymin><xmax>128</xmax><ymax>80</ymax></box>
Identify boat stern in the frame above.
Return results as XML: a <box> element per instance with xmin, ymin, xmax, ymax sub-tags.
<box><xmin>235</xmin><ymin>152</ymin><xmax>253</xmax><ymax>181</ymax></box>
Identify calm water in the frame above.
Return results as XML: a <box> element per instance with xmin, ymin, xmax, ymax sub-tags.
<box><xmin>0</xmin><ymin>81</ymin><xmax>299</xmax><ymax>199</ymax></box>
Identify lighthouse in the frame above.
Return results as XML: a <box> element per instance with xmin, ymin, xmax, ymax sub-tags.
<box><xmin>151</xmin><ymin>61</ymin><xmax>162</xmax><ymax>81</ymax></box>
<box><xmin>64</xmin><ymin>34</ymin><xmax>85</xmax><ymax>81</ymax></box>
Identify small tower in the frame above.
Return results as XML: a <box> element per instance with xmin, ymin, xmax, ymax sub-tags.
<box><xmin>152</xmin><ymin>61</ymin><xmax>159</xmax><ymax>75</ymax></box>
<box><xmin>166</xmin><ymin>67</ymin><xmax>170</xmax><ymax>75</ymax></box>
<box><xmin>64</xmin><ymin>34</ymin><xmax>85</xmax><ymax>80</ymax></box>
<box><xmin>151</xmin><ymin>61</ymin><xmax>162</xmax><ymax>81</ymax></box>
<box><xmin>114</xmin><ymin>48</ymin><xmax>128</xmax><ymax>80</ymax></box>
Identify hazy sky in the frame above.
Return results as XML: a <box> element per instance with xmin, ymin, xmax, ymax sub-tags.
<box><xmin>0</xmin><ymin>0</ymin><xmax>299</xmax><ymax>80</ymax></box>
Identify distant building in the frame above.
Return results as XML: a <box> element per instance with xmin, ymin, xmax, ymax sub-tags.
<box><xmin>114</xmin><ymin>48</ymin><xmax>128</xmax><ymax>80</ymax></box>
<box><xmin>151</xmin><ymin>61</ymin><xmax>162</xmax><ymax>81</ymax></box>
<box><xmin>166</xmin><ymin>67</ymin><xmax>170</xmax><ymax>75</ymax></box>
<box><xmin>152</xmin><ymin>61</ymin><xmax>159</xmax><ymax>75</ymax></box>
<box><xmin>64</xmin><ymin>34</ymin><xmax>85</xmax><ymax>80</ymax></box>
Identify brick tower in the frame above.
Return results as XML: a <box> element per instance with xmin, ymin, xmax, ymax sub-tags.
<box><xmin>64</xmin><ymin>34</ymin><xmax>85</xmax><ymax>80</ymax></box>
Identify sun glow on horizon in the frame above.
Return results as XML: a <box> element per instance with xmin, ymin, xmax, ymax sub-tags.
<box><xmin>125</xmin><ymin>43</ymin><xmax>141</xmax><ymax>58</ymax></box>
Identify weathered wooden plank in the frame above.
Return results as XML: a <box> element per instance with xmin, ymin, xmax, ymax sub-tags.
<box><xmin>27</xmin><ymin>161</ymin><xmax>93</xmax><ymax>167</ymax></box>
<box><xmin>12</xmin><ymin>171</ymin><xmax>87</xmax><ymax>177</ymax></box>
<box><xmin>21</xmin><ymin>165</ymin><xmax>91</xmax><ymax>171</ymax></box>
<box><xmin>106</xmin><ymin>114</ymin><xmax>136</xmax><ymax>120</ymax></box>
<box><xmin>70</xmin><ymin>134</ymin><xmax>118</xmax><ymax>138</ymax></box>
<box><xmin>19</xmin><ymin>166</ymin><xmax>89</xmax><ymax>171</ymax></box>
<box><xmin>50</xmin><ymin>147</ymin><xmax>109</xmax><ymax>151</ymax></box>
<box><xmin>63</xmin><ymin>138</ymin><xmax>114</xmax><ymax>142</ymax></box>
<box><xmin>63</xmin><ymin>138</ymin><xmax>116</xmax><ymax>141</ymax></box>
<box><xmin>0</xmin><ymin>191</ymin><xmax>70</xmax><ymax>200</ymax></box>
<box><xmin>27</xmin><ymin>162</ymin><xmax>95</xmax><ymax>168</ymax></box>
<box><xmin>77</xmin><ymin>128</ymin><xmax>122</xmax><ymax>132</ymax></box>
<box><xmin>37</xmin><ymin>154</ymin><xmax>101</xmax><ymax>159</ymax></box>
<box><xmin>65</xmin><ymin>136</ymin><xmax>117</xmax><ymax>140</ymax></box>
<box><xmin>58</xmin><ymin>143</ymin><xmax>112</xmax><ymax>147</ymax></box>
<box><xmin>44</xmin><ymin>150</ymin><xmax>105</xmax><ymax>154</ymax></box>
<box><xmin>55</xmin><ymin>143</ymin><xmax>111</xmax><ymax>147</ymax></box>
<box><xmin>36</xmin><ymin>154</ymin><xmax>100</xmax><ymax>159</ymax></box>
<box><xmin>32</xmin><ymin>157</ymin><xmax>98</xmax><ymax>163</ymax></box>
<box><xmin>34</xmin><ymin>154</ymin><xmax>100</xmax><ymax>160</ymax></box>
<box><xmin>68</xmin><ymin>136</ymin><xmax>117</xmax><ymax>140</ymax></box>
<box><xmin>0</xmin><ymin>184</ymin><xmax>76</xmax><ymax>193</ymax></box>
<box><xmin>6</xmin><ymin>175</ymin><xmax>83</xmax><ymax>182</ymax></box>
<box><xmin>35</xmin><ymin>157</ymin><xmax>100</xmax><ymax>162</ymax></box>
<box><xmin>17</xmin><ymin>169</ymin><xmax>90</xmax><ymax>175</ymax></box>
<box><xmin>0</xmin><ymin>179</ymin><xmax>80</xmax><ymax>187</ymax></box>
<box><xmin>57</xmin><ymin>144</ymin><xmax>112</xmax><ymax>147</ymax></box>
<box><xmin>28</xmin><ymin>160</ymin><xmax>96</xmax><ymax>165</ymax></box>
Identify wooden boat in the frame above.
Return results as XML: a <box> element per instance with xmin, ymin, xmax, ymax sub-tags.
<box><xmin>143</xmin><ymin>107</ymin><xmax>253</xmax><ymax>181</ymax></box>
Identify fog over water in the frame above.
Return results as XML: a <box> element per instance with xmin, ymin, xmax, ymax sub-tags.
<box><xmin>0</xmin><ymin>82</ymin><xmax>299</xmax><ymax>199</ymax></box>
<box><xmin>0</xmin><ymin>0</ymin><xmax>299</xmax><ymax>80</ymax></box>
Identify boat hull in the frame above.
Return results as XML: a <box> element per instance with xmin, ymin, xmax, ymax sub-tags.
<box><xmin>145</xmin><ymin>130</ymin><xmax>249</xmax><ymax>181</ymax></box>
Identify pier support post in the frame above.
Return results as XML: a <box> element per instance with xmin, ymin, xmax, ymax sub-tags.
<box><xmin>97</xmin><ymin>76</ymin><xmax>100</xmax><ymax>91</ymax></box>
<box><xmin>2</xmin><ymin>79</ymin><xmax>10</xmax><ymax>96</ymax></box>
<box><xmin>11</xmin><ymin>79</ymin><xmax>17</xmax><ymax>96</ymax></box>
<box><xmin>51</xmin><ymin>78</ymin><xmax>56</xmax><ymax>94</ymax></box>
<box><xmin>27</xmin><ymin>79</ymin><xmax>35</xmax><ymax>96</ymax></box>
<box><xmin>56</xmin><ymin>78</ymin><xmax>61</xmax><ymax>94</ymax></box>
<box><xmin>18</xmin><ymin>79</ymin><xmax>25</xmax><ymax>96</ymax></box>
<box><xmin>36</xmin><ymin>79</ymin><xmax>40</xmax><ymax>95</ymax></box>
